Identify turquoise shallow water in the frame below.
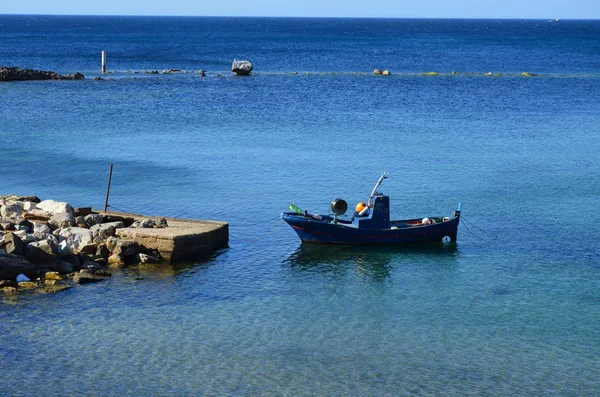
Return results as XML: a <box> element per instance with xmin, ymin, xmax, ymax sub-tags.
<box><xmin>1</xmin><ymin>16</ymin><xmax>600</xmax><ymax>396</ymax></box>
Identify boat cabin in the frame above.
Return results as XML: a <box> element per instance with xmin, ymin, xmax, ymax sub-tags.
<box><xmin>351</xmin><ymin>194</ymin><xmax>390</xmax><ymax>229</ymax></box>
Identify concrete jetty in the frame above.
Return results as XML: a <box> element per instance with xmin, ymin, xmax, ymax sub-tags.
<box><xmin>102</xmin><ymin>211</ymin><xmax>229</xmax><ymax>261</ymax></box>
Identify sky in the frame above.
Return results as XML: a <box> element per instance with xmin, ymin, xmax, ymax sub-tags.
<box><xmin>1</xmin><ymin>0</ymin><xmax>599</xmax><ymax>19</ymax></box>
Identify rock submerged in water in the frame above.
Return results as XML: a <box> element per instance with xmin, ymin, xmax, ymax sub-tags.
<box><xmin>231</xmin><ymin>59</ymin><xmax>253</xmax><ymax>76</ymax></box>
<box><xmin>0</xmin><ymin>66</ymin><xmax>84</xmax><ymax>82</ymax></box>
<box><xmin>73</xmin><ymin>270</ymin><xmax>110</xmax><ymax>285</ymax></box>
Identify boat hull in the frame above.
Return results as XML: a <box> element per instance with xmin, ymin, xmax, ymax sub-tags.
<box><xmin>281</xmin><ymin>213</ymin><xmax>460</xmax><ymax>245</ymax></box>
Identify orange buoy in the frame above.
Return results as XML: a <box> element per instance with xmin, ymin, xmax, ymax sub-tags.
<box><xmin>355</xmin><ymin>202</ymin><xmax>367</xmax><ymax>213</ymax></box>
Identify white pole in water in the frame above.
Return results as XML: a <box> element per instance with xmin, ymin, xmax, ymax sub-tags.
<box><xmin>101</xmin><ymin>51</ymin><xmax>107</xmax><ymax>74</ymax></box>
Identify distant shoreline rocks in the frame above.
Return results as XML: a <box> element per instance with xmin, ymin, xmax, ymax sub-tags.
<box><xmin>0</xmin><ymin>66</ymin><xmax>84</xmax><ymax>82</ymax></box>
<box><xmin>1</xmin><ymin>65</ymin><xmax>543</xmax><ymax>82</ymax></box>
<box><xmin>1</xmin><ymin>195</ymin><xmax>168</xmax><ymax>295</ymax></box>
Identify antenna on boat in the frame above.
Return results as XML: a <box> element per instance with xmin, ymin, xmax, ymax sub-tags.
<box><xmin>367</xmin><ymin>172</ymin><xmax>387</xmax><ymax>206</ymax></box>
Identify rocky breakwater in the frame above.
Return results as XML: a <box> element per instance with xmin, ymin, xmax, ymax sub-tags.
<box><xmin>0</xmin><ymin>66</ymin><xmax>84</xmax><ymax>82</ymax></box>
<box><xmin>0</xmin><ymin>195</ymin><xmax>167</xmax><ymax>295</ymax></box>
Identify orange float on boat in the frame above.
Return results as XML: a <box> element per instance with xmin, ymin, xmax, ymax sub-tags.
<box><xmin>355</xmin><ymin>202</ymin><xmax>367</xmax><ymax>213</ymax></box>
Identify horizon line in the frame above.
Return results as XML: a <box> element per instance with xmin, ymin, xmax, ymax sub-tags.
<box><xmin>1</xmin><ymin>13</ymin><xmax>597</xmax><ymax>21</ymax></box>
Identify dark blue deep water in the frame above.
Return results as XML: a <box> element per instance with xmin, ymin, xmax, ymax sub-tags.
<box><xmin>1</xmin><ymin>16</ymin><xmax>599</xmax><ymax>396</ymax></box>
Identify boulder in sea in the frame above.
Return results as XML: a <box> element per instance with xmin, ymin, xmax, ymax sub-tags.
<box><xmin>2</xmin><ymin>232</ymin><xmax>25</xmax><ymax>256</ymax></box>
<box><xmin>57</xmin><ymin>240</ymin><xmax>74</xmax><ymax>256</ymax></box>
<box><xmin>59</xmin><ymin>227</ymin><xmax>94</xmax><ymax>252</ymax></box>
<box><xmin>80</xmin><ymin>261</ymin><xmax>104</xmax><ymax>273</ymax></box>
<box><xmin>105</xmin><ymin>236</ymin><xmax>119</xmax><ymax>254</ymax></box>
<box><xmin>2</xmin><ymin>286</ymin><xmax>17</xmax><ymax>294</ymax></box>
<box><xmin>96</xmin><ymin>243</ymin><xmax>110</xmax><ymax>259</ymax></box>
<box><xmin>231</xmin><ymin>59</ymin><xmax>253</xmax><ymax>76</ymax></box>
<box><xmin>107</xmin><ymin>253</ymin><xmax>126</xmax><ymax>267</ymax></box>
<box><xmin>1</xmin><ymin>203</ymin><xmax>24</xmax><ymax>218</ymax></box>
<box><xmin>0</xmin><ymin>279</ymin><xmax>17</xmax><ymax>288</ymax></box>
<box><xmin>72</xmin><ymin>270</ymin><xmax>109</xmax><ymax>285</ymax></box>
<box><xmin>0</xmin><ymin>195</ymin><xmax>41</xmax><ymax>203</ymax></box>
<box><xmin>113</xmin><ymin>240</ymin><xmax>141</xmax><ymax>257</ymax></box>
<box><xmin>37</xmin><ymin>200</ymin><xmax>75</xmax><ymax>216</ymax></box>
<box><xmin>373</xmin><ymin>69</ymin><xmax>382</xmax><ymax>75</ymax></box>
<box><xmin>0</xmin><ymin>251</ymin><xmax>36</xmax><ymax>280</ymax></box>
<box><xmin>57</xmin><ymin>260</ymin><xmax>75</xmax><ymax>274</ymax></box>
<box><xmin>44</xmin><ymin>271</ymin><xmax>62</xmax><ymax>281</ymax></box>
<box><xmin>382</xmin><ymin>70</ymin><xmax>391</xmax><ymax>76</ymax></box>
<box><xmin>24</xmin><ymin>240</ymin><xmax>59</xmax><ymax>267</ymax></box>
<box><xmin>49</xmin><ymin>212</ymin><xmax>76</xmax><ymax>229</ymax></box>
<box><xmin>75</xmin><ymin>216</ymin><xmax>87</xmax><ymax>228</ymax></box>
<box><xmin>84</xmin><ymin>213</ymin><xmax>103</xmax><ymax>227</ymax></box>
<box><xmin>102</xmin><ymin>221</ymin><xmax>125</xmax><ymax>230</ymax></box>
<box><xmin>18</xmin><ymin>281</ymin><xmax>38</xmax><ymax>290</ymax></box>
<box><xmin>25</xmin><ymin>209</ymin><xmax>52</xmax><ymax>223</ymax></box>
<box><xmin>130</xmin><ymin>219</ymin><xmax>156</xmax><ymax>228</ymax></box>
<box><xmin>90</xmin><ymin>223</ymin><xmax>116</xmax><ymax>240</ymax></box>
<box><xmin>41</xmin><ymin>200</ymin><xmax>77</xmax><ymax>229</ymax></box>
<box><xmin>80</xmin><ymin>243</ymin><xmax>98</xmax><ymax>255</ymax></box>
<box><xmin>16</xmin><ymin>219</ymin><xmax>34</xmax><ymax>233</ymax></box>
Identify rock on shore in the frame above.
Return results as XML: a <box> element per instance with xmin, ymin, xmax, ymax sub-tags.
<box><xmin>0</xmin><ymin>195</ymin><xmax>167</xmax><ymax>294</ymax></box>
<box><xmin>0</xmin><ymin>66</ymin><xmax>84</xmax><ymax>82</ymax></box>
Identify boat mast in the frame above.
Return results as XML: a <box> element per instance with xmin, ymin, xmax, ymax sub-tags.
<box><xmin>367</xmin><ymin>172</ymin><xmax>387</xmax><ymax>206</ymax></box>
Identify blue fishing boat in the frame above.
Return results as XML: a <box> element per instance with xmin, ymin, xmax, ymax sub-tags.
<box><xmin>282</xmin><ymin>173</ymin><xmax>461</xmax><ymax>245</ymax></box>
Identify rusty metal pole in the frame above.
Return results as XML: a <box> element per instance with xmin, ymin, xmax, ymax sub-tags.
<box><xmin>104</xmin><ymin>164</ymin><xmax>113</xmax><ymax>212</ymax></box>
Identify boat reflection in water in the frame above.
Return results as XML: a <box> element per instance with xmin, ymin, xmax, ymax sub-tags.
<box><xmin>284</xmin><ymin>243</ymin><xmax>459</xmax><ymax>281</ymax></box>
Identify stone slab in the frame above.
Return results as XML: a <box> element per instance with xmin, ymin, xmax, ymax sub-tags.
<box><xmin>100</xmin><ymin>211</ymin><xmax>229</xmax><ymax>261</ymax></box>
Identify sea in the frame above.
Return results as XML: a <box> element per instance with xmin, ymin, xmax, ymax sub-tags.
<box><xmin>1</xmin><ymin>15</ymin><xmax>599</xmax><ymax>396</ymax></box>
